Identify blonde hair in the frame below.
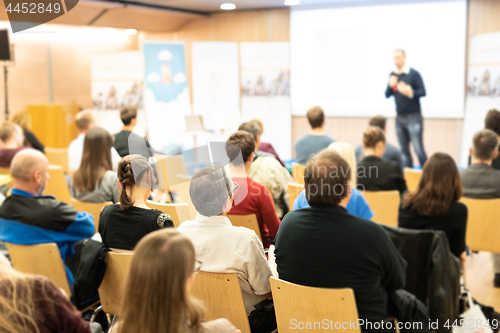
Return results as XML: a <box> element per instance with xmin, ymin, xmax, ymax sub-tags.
<box><xmin>10</xmin><ymin>111</ymin><xmax>32</xmax><ymax>132</ymax></box>
<box><xmin>327</xmin><ymin>142</ymin><xmax>357</xmax><ymax>186</ymax></box>
<box><xmin>0</xmin><ymin>256</ymin><xmax>41</xmax><ymax>333</ymax></box>
<box><xmin>117</xmin><ymin>229</ymin><xmax>206</xmax><ymax>333</ymax></box>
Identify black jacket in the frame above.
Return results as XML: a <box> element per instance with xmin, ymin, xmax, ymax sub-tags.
<box><xmin>382</xmin><ymin>225</ymin><xmax>461</xmax><ymax>333</ymax></box>
<box><xmin>357</xmin><ymin>156</ymin><xmax>407</xmax><ymax>193</ymax></box>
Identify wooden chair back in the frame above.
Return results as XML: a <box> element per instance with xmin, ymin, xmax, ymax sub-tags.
<box><xmin>288</xmin><ymin>182</ymin><xmax>304</xmax><ymax>210</ymax></box>
<box><xmin>190</xmin><ymin>272</ymin><xmax>251</xmax><ymax>333</ymax></box>
<box><xmin>0</xmin><ymin>167</ymin><xmax>13</xmax><ymax>187</ymax></box>
<box><xmin>45</xmin><ymin>147</ymin><xmax>70</xmax><ymax>175</ymax></box>
<box><xmin>71</xmin><ymin>199</ymin><xmax>112</xmax><ymax>232</ymax></box>
<box><xmin>145</xmin><ymin>201</ymin><xmax>191</xmax><ymax>227</ymax></box>
<box><xmin>270</xmin><ymin>277</ymin><xmax>360</xmax><ymax>333</ymax></box>
<box><xmin>5</xmin><ymin>242</ymin><xmax>71</xmax><ymax>297</ymax></box>
<box><xmin>404</xmin><ymin>168</ymin><xmax>422</xmax><ymax>193</ymax></box>
<box><xmin>362</xmin><ymin>190</ymin><xmax>400</xmax><ymax>226</ymax></box>
<box><xmin>460</xmin><ymin>197</ymin><xmax>500</xmax><ymax>253</ymax></box>
<box><xmin>43</xmin><ymin>165</ymin><xmax>71</xmax><ymax>203</ymax></box>
<box><xmin>98</xmin><ymin>250</ymin><xmax>134</xmax><ymax>316</ymax></box>
<box><xmin>291</xmin><ymin>163</ymin><xmax>305</xmax><ymax>185</ymax></box>
<box><xmin>226</xmin><ymin>214</ymin><xmax>262</xmax><ymax>242</ymax></box>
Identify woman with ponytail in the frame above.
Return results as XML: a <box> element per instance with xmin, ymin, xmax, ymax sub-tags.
<box><xmin>98</xmin><ymin>155</ymin><xmax>174</xmax><ymax>250</ymax></box>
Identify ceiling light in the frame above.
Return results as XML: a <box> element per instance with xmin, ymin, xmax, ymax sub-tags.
<box><xmin>220</xmin><ymin>3</ymin><xmax>236</xmax><ymax>10</ymax></box>
<box><xmin>125</xmin><ymin>29</ymin><xmax>137</xmax><ymax>35</ymax></box>
<box><xmin>284</xmin><ymin>0</ymin><xmax>300</xmax><ymax>5</ymax></box>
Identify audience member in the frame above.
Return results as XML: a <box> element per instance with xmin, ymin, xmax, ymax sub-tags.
<box><xmin>0</xmin><ymin>123</ymin><xmax>26</xmax><ymax>168</ymax></box>
<box><xmin>10</xmin><ymin>110</ymin><xmax>44</xmax><ymax>153</ymax></box>
<box><xmin>0</xmin><ymin>149</ymin><xmax>94</xmax><ymax>286</ymax></box>
<box><xmin>275</xmin><ymin>149</ymin><xmax>408</xmax><ymax>325</ymax></box>
<box><xmin>485</xmin><ymin>109</ymin><xmax>500</xmax><ymax>170</ymax></box>
<box><xmin>114</xmin><ymin>106</ymin><xmax>154</xmax><ymax>158</ymax></box>
<box><xmin>115</xmin><ymin>229</ymin><xmax>238</xmax><ymax>333</ymax></box>
<box><xmin>99</xmin><ymin>155</ymin><xmax>173</xmax><ymax>250</ymax></box>
<box><xmin>177</xmin><ymin>165</ymin><xmax>273</xmax><ymax>315</ymax></box>
<box><xmin>239</xmin><ymin>121</ymin><xmax>293</xmax><ymax>218</ymax></box>
<box><xmin>250</xmin><ymin>119</ymin><xmax>285</xmax><ymax>166</ymax></box>
<box><xmin>68</xmin><ymin>110</ymin><xmax>121</xmax><ymax>172</ymax></box>
<box><xmin>460</xmin><ymin>129</ymin><xmax>500</xmax><ymax>286</ymax></box>
<box><xmin>0</xmin><ymin>254</ymin><xmax>101</xmax><ymax>333</ymax></box>
<box><xmin>69</xmin><ymin>127</ymin><xmax>119</xmax><ymax>203</ymax></box>
<box><xmin>294</xmin><ymin>106</ymin><xmax>335</xmax><ymax>165</ymax></box>
<box><xmin>226</xmin><ymin>130</ymin><xmax>281</xmax><ymax>249</ymax></box>
<box><xmin>357</xmin><ymin>127</ymin><xmax>407</xmax><ymax>193</ymax></box>
<box><xmin>355</xmin><ymin>115</ymin><xmax>403</xmax><ymax>169</ymax></box>
<box><xmin>293</xmin><ymin>142</ymin><xmax>374</xmax><ymax>220</ymax></box>
<box><xmin>399</xmin><ymin>153</ymin><xmax>467</xmax><ymax>261</ymax></box>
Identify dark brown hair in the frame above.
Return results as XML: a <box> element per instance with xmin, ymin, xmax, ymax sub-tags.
<box><xmin>305</xmin><ymin>149</ymin><xmax>351</xmax><ymax>207</ymax></box>
<box><xmin>117</xmin><ymin>229</ymin><xmax>205</xmax><ymax>333</ymax></box>
<box><xmin>402</xmin><ymin>153</ymin><xmax>462</xmax><ymax>217</ymax></box>
<box><xmin>368</xmin><ymin>115</ymin><xmax>387</xmax><ymax>131</ymax></box>
<box><xmin>362</xmin><ymin>127</ymin><xmax>386</xmax><ymax>149</ymax></box>
<box><xmin>306</xmin><ymin>106</ymin><xmax>325</xmax><ymax>129</ymax></box>
<box><xmin>226</xmin><ymin>130</ymin><xmax>255</xmax><ymax>165</ymax></box>
<box><xmin>120</xmin><ymin>106</ymin><xmax>138</xmax><ymax>126</ymax></box>
<box><xmin>485</xmin><ymin>109</ymin><xmax>500</xmax><ymax>136</ymax></box>
<box><xmin>472</xmin><ymin>129</ymin><xmax>499</xmax><ymax>161</ymax></box>
<box><xmin>73</xmin><ymin>127</ymin><xmax>114</xmax><ymax>192</ymax></box>
<box><xmin>0</xmin><ymin>122</ymin><xmax>20</xmax><ymax>143</ymax></box>
<box><xmin>117</xmin><ymin>154</ymin><xmax>156</xmax><ymax>210</ymax></box>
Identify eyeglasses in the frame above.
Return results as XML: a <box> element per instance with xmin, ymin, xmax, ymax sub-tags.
<box><xmin>194</xmin><ymin>260</ymin><xmax>202</xmax><ymax>273</ymax></box>
<box><xmin>232</xmin><ymin>181</ymin><xmax>239</xmax><ymax>192</ymax></box>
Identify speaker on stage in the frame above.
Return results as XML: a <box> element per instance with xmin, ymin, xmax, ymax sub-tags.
<box><xmin>0</xmin><ymin>30</ymin><xmax>11</xmax><ymax>61</ymax></box>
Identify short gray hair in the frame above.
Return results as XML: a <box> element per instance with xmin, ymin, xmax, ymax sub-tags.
<box><xmin>238</xmin><ymin>121</ymin><xmax>261</xmax><ymax>140</ymax></box>
<box><xmin>189</xmin><ymin>165</ymin><xmax>232</xmax><ymax>217</ymax></box>
<box><xmin>472</xmin><ymin>129</ymin><xmax>499</xmax><ymax>161</ymax></box>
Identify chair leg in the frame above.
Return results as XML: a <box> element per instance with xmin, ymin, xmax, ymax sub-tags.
<box><xmin>90</xmin><ymin>305</ymin><xmax>103</xmax><ymax>323</ymax></box>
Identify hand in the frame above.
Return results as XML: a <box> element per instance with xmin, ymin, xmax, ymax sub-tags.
<box><xmin>389</xmin><ymin>75</ymin><xmax>398</xmax><ymax>88</ymax></box>
<box><xmin>460</xmin><ymin>251</ymin><xmax>467</xmax><ymax>263</ymax></box>
<box><xmin>397</xmin><ymin>82</ymin><xmax>414</xmax><ymax>98</ymax></box>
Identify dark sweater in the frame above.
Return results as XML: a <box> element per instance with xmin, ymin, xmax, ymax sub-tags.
<box><xmin>24</xmin><ymin>130</ymin><xmax>44</xmax><ymax>153</ymax></box>
<box><xmin>113</xmin><ymin>130</ymin><xmax>154</xmax><ymax>158</ymax></box>
<box><xmin>398</xmin><ymin>202</ymin><xmax>468</xmax><ymax>258</ymax></box>
<box><xmin>275</xmin><ymin>205</ymin><xmax>407</xmax><ymax>321</ymax></box>
<box><xmin>357</xmin><ymin>156</ymin><xmax>408</xmax><ymax>193</ymax></box>
<box><xmin>385</xmin><ymin>68</ymin><xmax>426</xmax><ymax>115</ymax></box>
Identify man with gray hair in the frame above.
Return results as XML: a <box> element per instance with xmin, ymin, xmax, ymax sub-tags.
<box><xmin>0</xmin><ymin>149</ymin><xmax>95</xmax><ymax>286</ymax></box>
<box><xmin>460</xmin><ymin>129</ymin><xmax>500</xmax><ymax>286</ymax></box>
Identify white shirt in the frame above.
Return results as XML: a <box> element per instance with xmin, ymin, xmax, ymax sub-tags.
<box><xmin>395</xmin><ymin>64</ymin><xmax>410</xmax><ymax>75</ymax></box>
<box><xmin>177</xmin><ymin>214</ymin><xmax>272</xmax><ymax>314</ymax></box>
<box><xmin>68</xmin><ymin>133</ymin><xmax>121</xmax><ymax>172</ymax></box>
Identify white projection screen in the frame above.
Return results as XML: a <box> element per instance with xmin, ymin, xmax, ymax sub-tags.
<box><xmin>290</xmin><ymin>0</ymin><xmax>467</xmax><ymax>118</ymax></box>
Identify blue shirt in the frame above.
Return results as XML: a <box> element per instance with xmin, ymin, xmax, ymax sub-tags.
<box><xmin>294</xmin><ymin>134</ymin><xmax>335</xmax><ymax>165</ymax></box>
<box><xmin>293</xmin><ymin>188</ymin><xmax>374</xmax><ymax>220</ymax></box>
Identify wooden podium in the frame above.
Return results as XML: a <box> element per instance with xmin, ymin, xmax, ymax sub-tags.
<box><xmin>27</xmin><ymin>104</ymin><xmax>80</xmax><ymax>148</ymax></box>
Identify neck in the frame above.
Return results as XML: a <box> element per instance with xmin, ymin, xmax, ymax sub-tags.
<box><xmin>131</xmin><ymin>187</ymin><xmax>150</xmax><ymax>208</ymax></box>
<box><xmin>471</xmin><ymin>156</ymin><xmax>492</xmax><ymax>166</ymax></box>
<box><xmin>363</xmin><ymin>148</ymin><xmax>379</xmax><ymax>157</ymax></box>
<box><xmin>230</xmin><ymin>163</ymin><xmax>250</xmax><ymax>177</ymax></box>
<box><xmin>3</xmin><ymin>140</ymin><xmax>19</xmax><ymax>149</ymax></box>
<box><xmin>310</xmin><ymin>127</ymin><xmax>325</xmax><ymax>136</ymax></box>
<box><xmin>13</xmin><ymin>182</ymin><xmax>39</xmax><ymax>196</ymax></box>
<box><xmin>123</xmin><ymin>125</ymin><xmax>134</xmax><ymax>132</ymax></box>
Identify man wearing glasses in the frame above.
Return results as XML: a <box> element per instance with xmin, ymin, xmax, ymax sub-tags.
<box><xmin>177</xmin><ymin>165</ymin><xmax>273</xmax><ymax>316</ymax></box>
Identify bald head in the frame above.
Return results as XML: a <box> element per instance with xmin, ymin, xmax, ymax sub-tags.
<box><xmin>75</xmin><ymin>110</ymin><xmax>96</xmax><ymax>132</ymax></box>
<box><xmin>11</xmin><ymin>150</ymin><xmax>49</xmax><ymax>196</ymax></box>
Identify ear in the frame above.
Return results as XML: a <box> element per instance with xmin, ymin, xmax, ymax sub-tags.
<box><xmin>222</xmin><ymin>195</ymin><xmax>233</xmax><ymax>213</ymax></box>
<box><xmin>248</xmin><ymin>152</ymin><xmax>255</xmax><ymax>163</ymax></box>
<box><xmin>493</xmin><ymin>150</ymin><xmax>499</xmax><ymax>160</ymax></box>
<box><xmin>469</xmin><ymin>147</ymin><xmax>473</xmax><ymax>157</ymax></box>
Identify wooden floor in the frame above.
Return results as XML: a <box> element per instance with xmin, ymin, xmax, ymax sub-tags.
<box><xmin>466</xmin><ymin>252</ymin><xmax>500</xmax><ymax>310</ymax></box>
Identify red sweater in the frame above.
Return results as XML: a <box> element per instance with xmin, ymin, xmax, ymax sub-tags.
<box><xmin>229</xmin><ymin>177</ymin><xmax>281</xmax><ymax>248</ymax></box>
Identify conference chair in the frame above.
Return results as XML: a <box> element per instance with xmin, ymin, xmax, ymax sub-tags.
<box><xmin>98</xmin><ymin>250</ymin><xmax>134</xmax><ymax>318</ymax></box>
<box><xmin>145</xmin><ymin>200</ymin><xmax>191</xmax><ymax>227</ymax></box>
<box><xmin>362</xmin><ymin>190</ymin><xmax>400</xmax><ymax>227</ymax></box>
<box><xmin>0</xmin><ymin>167</ymin><xmax>12</xmax><ymax>188</ymax></box>
<box><xmin>270</xmin><ymin>277</ymin><xmax>361</xmax><ymax>333</ymax></box>
<box><xmin>190</xmin><ymin>272</ymin><xmax>251</xmax><ymax>333</ymax></box>
<box><xmin>5</xmin><ymin>242</ymin><xmax>72</xmax><ymax>297</ymax></box>
<box><xmin>404</xmin><ymin>168</ymin><xmax>422</xmax><ymax>192</ymax></box>
<box><xmin>43</xmin><ymin>165</ymin><xmax>71</xmax><ymax>203</ymax></box>
<box><xmin>460</xmin><ymin>197</ymin><xmax>500</xmax><ymax>253</ymax></box>
<box><xmin>291</xmin><ymin>163</ymin><xmax>305</xmax><ymax>185</ymax></box>
<box><xmin>45</xmin><ymin>147</ymin><xmax>71</xmax><ymax>175</ymax></box>
<box><xmin>71</xmin><ymin>199</ymin><xmax>112</xmax><ymax>233</ymax></box>
<box><xmin>226</xmin><ymin>214</ymin><xmax>262</xmax><ymax>242</ymax></box>
<box><xmin>288</xmin><ymin>182</ymin><xmax>304</xmax><ymax>210</ymax></box>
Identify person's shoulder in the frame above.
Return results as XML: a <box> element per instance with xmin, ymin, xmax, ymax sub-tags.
<box><xmin>201</xmin><ymin>318</ymin><xmax>236</xmax><ymax>333</ymax></box>
<box><xmin>386</xmin><ymin>142</ymin><xmax>401</xmax><ymax>154</ymax></box>
<box><xmin>295</xmin><ymin>133</ymin><xmax>309</xmax><ymax>145</ymax></box>
<box><xmin>450</xmin><ymin>201</ymin><xmax>467</xmax><ymax>214</ymax></box>
<box><xmin>409</xmin><ymin>68</ymin><xmax>421</xmax><ymax>75</ymax></box>
<box><xmin>103</xmin><ymin>170</ymin><xmax>118</xmax><ymax>181</ymax></box>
